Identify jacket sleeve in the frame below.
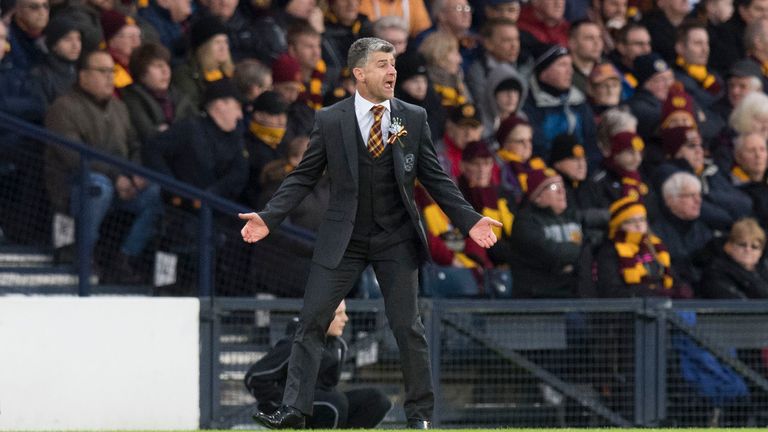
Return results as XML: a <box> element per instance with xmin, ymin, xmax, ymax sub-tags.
<box><xmin>258</xmin><ymin>112</ymin><xmax>328</xmax><ymax>231</ymax></box>
<box><xmin>207</xmin><ymin>136</ymin><xmax>249</xmax><ymax>200</ymax></box>
<box><xmin>415</xmin><ymin>109</ymin><xmax>482</xmax><ymax>235</ymax></box>
<box><xmin>143</xmin><ymin>120</ymin><xmax>188</xmax><ymax>177</ymax></box>
<box><xmin>510</xmin><ymin>211</ymin><xmax>581</xmax><ymax>271</ymax></box>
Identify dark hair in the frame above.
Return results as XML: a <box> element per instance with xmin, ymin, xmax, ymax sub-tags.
<box><xmin>129</xmin><ymin>42</ymin><xmax>170</xmax><ymax>80</ymax></box>
<box><xmin>287</xmin><ymin>20</ymin><xmax>321</xmax><ymax>47</ymax></box>
<box><xmin>675</xmin><ymin>19</ymin><xmax>707</xmax><ymax>45</ymax></box>
<box><xmin>616</xmin><ymin>22</ymin><xmax>648</xmax><ymax>45</ymax></box>
<box><xmin>77</xmin><ymin>49</ymin><xmax>110</xmax><ymax>72</ymax></box>
<box><xmin>347</xmin><ymin>37</ymin><xmax>395</xmax><ymax>72</ymax></box>
<box><xmin>568</xmin><ymin>19</ymin><xmax>598</xmax><ymax>38</ymax></box>
<box><xmin>479</xmin><ymin>17</ymin><xmax>517</xmax><ymax>40</ymax></box>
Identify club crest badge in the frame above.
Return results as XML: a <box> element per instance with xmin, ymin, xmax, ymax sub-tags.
<box><xmin>404</xmin><ymin>154</ymin><xmax>415</xmax><ymax>172</ymax></box>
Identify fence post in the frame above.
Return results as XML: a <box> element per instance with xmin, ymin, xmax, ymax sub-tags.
<box><xmin>634</xmin><ymin>298</ymin><xmax>668</xmax><ymax>426</ymax></box>
<box><xmin>199</xmin><ymin>298</ymin><xmax>214</xmax><ymax>428</ymax></box>
<box><xmin>198</xmin><ymin>203</ymin><xmax>214</xmax><ymax>297</ymax></box>
<box><xmin>427</xmin><ymin>299</ymin><xmax>442</xmax><ymax>427</ymax></box>
<box><xmin>76</xmin><ymin>157</ymin><xmax>92</xmax><ymax>297</ymax></box>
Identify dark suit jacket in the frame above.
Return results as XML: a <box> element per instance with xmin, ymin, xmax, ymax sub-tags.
<box><xmin>258</xmin><ymin>96</ymin><xmax>482</xmax><ymax>269</ymax></box>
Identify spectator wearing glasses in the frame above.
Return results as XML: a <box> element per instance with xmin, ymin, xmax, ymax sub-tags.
<box><xmin>7</xmin><ymin>0</ymin><xmax>49</xmax><ymax>72</ymax></box>
<box><xmin>414</xmin><ymin>0</ymin><xmax>479</xmax><ymax>69</ymax></box>
<box><xmin>654</xmin><ymin>125</ymin><xmax>752</xmax><ymax>232</ymax></box>
<box><xmin>652</xmin><ymin>171</ymin><xmax>713</xmax><ymax>290</ymax></box>
<box><xmin>607</xmin><ymin>23</ymin><xmax>651</xmax><ymax>99</ymax></box>
<box><xmin>702</xmin><ymin>218</ymin><xmax>768</xmax><ymax>299</ymax></box>
<box><xmin>44</xmin><ymin>50</ymin><xmax>162</xmax><ymax>284</ymax></box>
<box><xmin>372</xmin><ymin>16</ymin><xmax>410</xmax><ymax>55</ymax></box>
<box><xmin>508</xmin><ymin>167</ymin><xmax>585</xmax><ymax>298</ymax></box>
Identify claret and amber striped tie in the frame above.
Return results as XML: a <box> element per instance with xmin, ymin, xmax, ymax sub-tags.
<box><xmin>367</xmin><ymin>105</ymin><xmax>386</xmax><ymax>158</ymax></box>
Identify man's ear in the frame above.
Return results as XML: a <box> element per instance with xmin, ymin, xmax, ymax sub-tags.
<box><xmin>352</xmin><ymin>67</ymin><xmax>365</xmax><ymax>83</ymax></box>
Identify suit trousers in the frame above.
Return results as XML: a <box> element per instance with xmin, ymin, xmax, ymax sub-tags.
<box><xmin>281</xmin><ymin>236</ymin><xmax>434</xmax><ymax>421</ymax></box>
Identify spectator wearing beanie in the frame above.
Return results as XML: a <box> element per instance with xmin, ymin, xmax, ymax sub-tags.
<box><xmin>653</xmin><ymin>125</ymin><xmax>752</xmax><ymax>232</ymax></box>
<box><xmin>522</xmin><ymin>43</ymin><xmax>600</xmax><ymax>170</ymax></box>
<box><xmin>146</xmin><ymin>78</ymin><xmax>248</xmax><ymax>203</ymax></box>
<box><xmin>586</xmin><ymin>131</ymin><xmax>657</xmax><ymax>221</ymax></box>
<box><xmin>660</xmin><ymin>83</ymin><xmax>723</xmax><ymax>153</ymax></box>
<box><xmin>122</xmin><ymin>42</ymin><xmax>197</xmax><ymax>144</ymax></box>
<box><xmin>495</xmin><ymin>115</ymin><xmax>546</xmax><ymax>206</ymax></box>
<box><xmin>418</xmin><ymin>30</ymin><xmax>471</xmax><ymax>109</ymax></box>
<box><xmin>31</xmin><ymin>17</ymin><xmax>82</xmax><ymax>105</ymax></box>
<box><xmin>394</xmin><ymin>51</ymin><xmax>445</xmax><ymax>141</ymax></box>
<box><xmin>626</xmin><ymin>52</ymin><xmax>675</xmax><ymax>140</ymax></box>
<box><xmin>595</xmin><ymin>196</ymin><xmax>690</xmax><ymax>298</ymax></box>
<box><xmin>479</xmin><ymin>65</ymin><xmax>526</xmax><ymax>140</ymax></box>
<box><xmin>137</xmin><ymin>0</ymin><xmax>192</xmax><ymax>65</ymax></box>
<box><xmin>271</xmin><ymin>52</ymin><xmax>315</xmax><ymax>142</ymax></box>
<box><xmin>457</xmin><ymin>140</ymin><xmax>515</xmax><ymax>266</ymax></box>
<box><xmin>435</xmin><ymin>103</ymin><xmax>485</xmax><ymax>182</ymax></box>
<box><xmin>101</xmin><ymin>10</ymin><xmax>142</xmax><ymax>90</ymax></box>
<box><xmin>508</xmin><ymin>166</ymin><xmax>585</xmax><ymax>298</ymax></box>
<box><xmin>240</xmin><ymin>90</ymin><xmax>290</xmax><ymax>208</ymax></box>
<box><xmin>172</xmin><ymin>15</ymin><xmax>233</xmax><ymax>110</ymax></box>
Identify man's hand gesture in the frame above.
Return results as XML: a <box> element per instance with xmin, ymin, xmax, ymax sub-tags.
<box><xmin>239</xmin><ymin>212</ymin><xmax>270</xmax><ymax>243</ymax></box>
<box><xmin>469</xmin><ymin>216</ymin><xmax>503</xmax><ymax>248</ymax></box>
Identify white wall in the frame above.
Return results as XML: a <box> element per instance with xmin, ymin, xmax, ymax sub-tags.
<box><xmin>0</xmin><ymin>297</ymin><xmax>199</xmax><ymax>430</ymax></box>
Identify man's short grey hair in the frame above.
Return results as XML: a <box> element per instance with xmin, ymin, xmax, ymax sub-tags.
<box><xmin>733</xmin><ymin>131</ymin><xmax>767</xmax><ymax>152</ymax></box>
<box><xmin>373</xmin><ymin>15</ymin><xmax>409</xmax><ymax>36</ymax></box>
<box><xmin>729</xmin><ymin>91</ymin><xmax>768</xmax><ymax>134</ymax></box>
<box><xmin>662</xmin><ymin>171</ymin><xmax>701</xmax><ymax>200</ymax></box>
<box><xmin>597</xmin><ymin>107</ymin><xmax>638</xmax><ymax>154</ymax></box>
<box><xmin>347</xmin><ymin>37</ymin><xmax>395</xmax><ymax>72</ymax></box>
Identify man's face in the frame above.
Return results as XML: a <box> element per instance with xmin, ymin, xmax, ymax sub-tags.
<box><xmin>208</xmin><ymin>97</ymin><xmax>243</xmax><ymax>132</ymax></box>
<box><xmin>728</xmin><ymin>76</ymin><xmax>757</xmax><ymax>107</ymax></box>
<box><xmin>79</xmin><ymin>52</ymin><xmax>115</xmax><ymax>100</ymax></box>
<box><xmin>286</xmin><ymin>0</ymin><xmax>316</xmax><ymax>19</ymax></box>
<box><xmin>15</xmin><ymin>0</ymin><xmax>49</xmax><ymax>34</ymax></box>
<box><xmin>353</xmin><ymin>50</ymin><xmax>396</xmax><ymax>103</ymax></box>
<box><xmin>589</xmin><ymin>77</ymin><xmax>621</xmax><ymax>106</ymax></box>
<box><xmin>539</xmin><ymin>55</ymin><xmax>573</xmax><ymax>90</ymax></box>
<box><xmin>273</xmin><ymin>81</ymin><xmax>303</xmax><ymax>103</ymax></box>
<box><xmin>379</xmin><ymin>28</ymin><xmax>408</xmax><ymax>55</ymax></box>
<box><xmin>533</xmin><ymin>0</ymin><xmax>565</xmax><ymax>23</ymax></box>
<box><xmin>569</xmin><ymin>23</ymin><xmax>603</xmax><ymax>63</ymax></box>
<box><xmin>330</xmin><ymin>0</ymin><xmax>360</xmax><ymax>25</ymax></box>
<box><xmin>209</xmin><ymin>0</ymin><xmax>239</xmax><ymax>20</ymax></box>
<box><xmin>167</xmin><ymin>0</ymin><xmax>192</xmax><ymax>23</ymax></box>
<box><xmin>53</xmin><ymin>30</ymin><xmax>81</xmax><ymax>62</ymax></box>
<box><xmin>618</xmin><ymin>28</ymin><xmax>651</xmax><ymax>65</ymax></box>
<box><xmin>665</xmin><ymin>183</ymin><xmax>702</xmax><ymax>220</ymax></box>
<box><xmin>740</xmin><ymin>0</ymin><xmax>768</xmax><ymax>24</ymax></box>
<box><xmin>613</xmin><ymin>148</ymin><xmax>643</xmax><ymax>172</ymax></box>
<box><xmin>289</xmin><ymin>34</ymin><xmax>321</xmax><ymax>71</ymax></box>
<box><xmin>644</xmin><ymin>69</ymin><xmax>674</xmax><ymax>101</ymax></box>
<box><xmin>440</xmin><ymin>0</ymin><xmax>473</xmax><ymax>33</ymax></box>
<box><xmin>485</xmin><ymin>1</ymin><xmax>521</xmax><ymax>22</ymax></box>
<box><xmin>108</xmin><ymin>24</ymin><xmax>141</xmax><ymax>58</ymax></box>
<box><xmin>484</xmin><ymin>24</ymin><xmax>520</xmax><ymax>63</ymax></box>
<box><xmin>326</xmin><ymin>301</ymin><xmax>349</xmax><ymax>337</ymax></box>
<box><xmin>401</xmin><ymin>75</ymin><xmax>428</xmax><ymax>100</ymax></box>
<box><xmin>600</xmin><ymin>0</ymin><xmax>628</xmax><ymax>21</ymax></box>
<box><xmin>676</xmin><ymin>28</ymin><xmax>709</xmax><ymax>66</ymax></box>
<box><xmin>534</xmin><ymin>180</ymin><xmax>567</xmax><ymax>214</ymax></box>
<box><xmin>735</xmin><ymin>133</ymin><xmax>768</xmax><ymax>179</ymax></box>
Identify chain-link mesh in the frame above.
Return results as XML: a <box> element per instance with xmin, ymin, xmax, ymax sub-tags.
<box><xmin>665</xmin><ymin>307</ymin><xmax>768</xmax><ymax>427</ymax></box>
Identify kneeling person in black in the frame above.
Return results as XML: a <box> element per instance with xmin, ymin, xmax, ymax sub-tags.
<box><xmin>244</xmin><ymin>300</ymin><xmax>392</xmax><ymax>428</ymax></box>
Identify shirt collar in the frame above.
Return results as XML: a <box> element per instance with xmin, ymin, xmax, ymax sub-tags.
<box><xmin>355</xmin><ymin>91</ymin><xmax>391</xmax><ymax>118</ymax></box>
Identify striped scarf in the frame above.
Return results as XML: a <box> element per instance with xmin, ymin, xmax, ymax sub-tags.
<box><xmin>612</xmin><ymin>230</ymin><xmax>674</xmax><ymax>290</ymax></box>
<box><xmin>299</xmin><ymin>60</ymin><xmax>327</xmax><ymax>111</ymax></box>
<box><xmin>604</xmin><ymin>158</ymin><xmax>649</xmax><ymax>199</ymax></box>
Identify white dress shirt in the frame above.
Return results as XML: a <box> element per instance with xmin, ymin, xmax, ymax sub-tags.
<box><xmin>354</xmin><ymin>91</ymin><xmax>391</xmax><ymax>148</ymax></box>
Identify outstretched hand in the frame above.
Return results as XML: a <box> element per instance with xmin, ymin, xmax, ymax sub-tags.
<box><xmin>468</xmin><ymin>216</ymin><xmax>503</xmax><ymax>249</ymax></box>
<box><xmin>239</xmin><ymin>212</ymin><xmax>270</xmax><ymax>243</ymax></box>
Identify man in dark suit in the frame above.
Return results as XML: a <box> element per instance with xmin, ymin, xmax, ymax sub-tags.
<box><xmin>239</xmin><ymin>37</ymin><xmax>502</xmax><ymax>430</ymax></box>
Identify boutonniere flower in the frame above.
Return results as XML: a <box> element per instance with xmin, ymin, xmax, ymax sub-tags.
<box><xmin>387</xmin><ymin>117</ymin><xmax>408</xmax><ymax>147</ymax></box>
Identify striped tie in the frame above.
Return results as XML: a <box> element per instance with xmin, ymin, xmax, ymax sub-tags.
<box><xmin>367</xmin><ymin>105</ymin><xmax>386</xmax><ymax>158</ymax></box>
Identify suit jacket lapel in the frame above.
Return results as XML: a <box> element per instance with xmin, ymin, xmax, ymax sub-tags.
<box><xmin>390</xmin><ymin>98</ymin><xmax>405</xmax><ymax>184</ymax></box>
<box><xmin>339</xmin><ymin>97</ymin><xmax>359</xmax><ymax>184</ymax></box>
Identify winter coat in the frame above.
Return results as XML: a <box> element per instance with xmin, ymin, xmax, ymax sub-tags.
<box><xmin>701</xmin><ymin>251</ymin><xmax>768</xmax><ymax>299</ymax></box>
<box><xmin>122</xmin><ymin>82</ymin><xmax>198</xmax><ymax>144</ymax></box>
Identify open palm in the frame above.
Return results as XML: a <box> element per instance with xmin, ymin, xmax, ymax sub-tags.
<box><xmin>468</xmin><ymin>216</ymin><xmax>503</xmax><ymax>248</ymax></box>
<box><xmin>239</xmin><ymin>213</ymin><xmax>270</xmax><ymax>243</ymax></box>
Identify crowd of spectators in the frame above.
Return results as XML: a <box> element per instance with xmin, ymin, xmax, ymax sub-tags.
<box><xmin>1</xmin><ymin>0</ymin><xmax>768</xmax><ymax>298</ymax></box>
